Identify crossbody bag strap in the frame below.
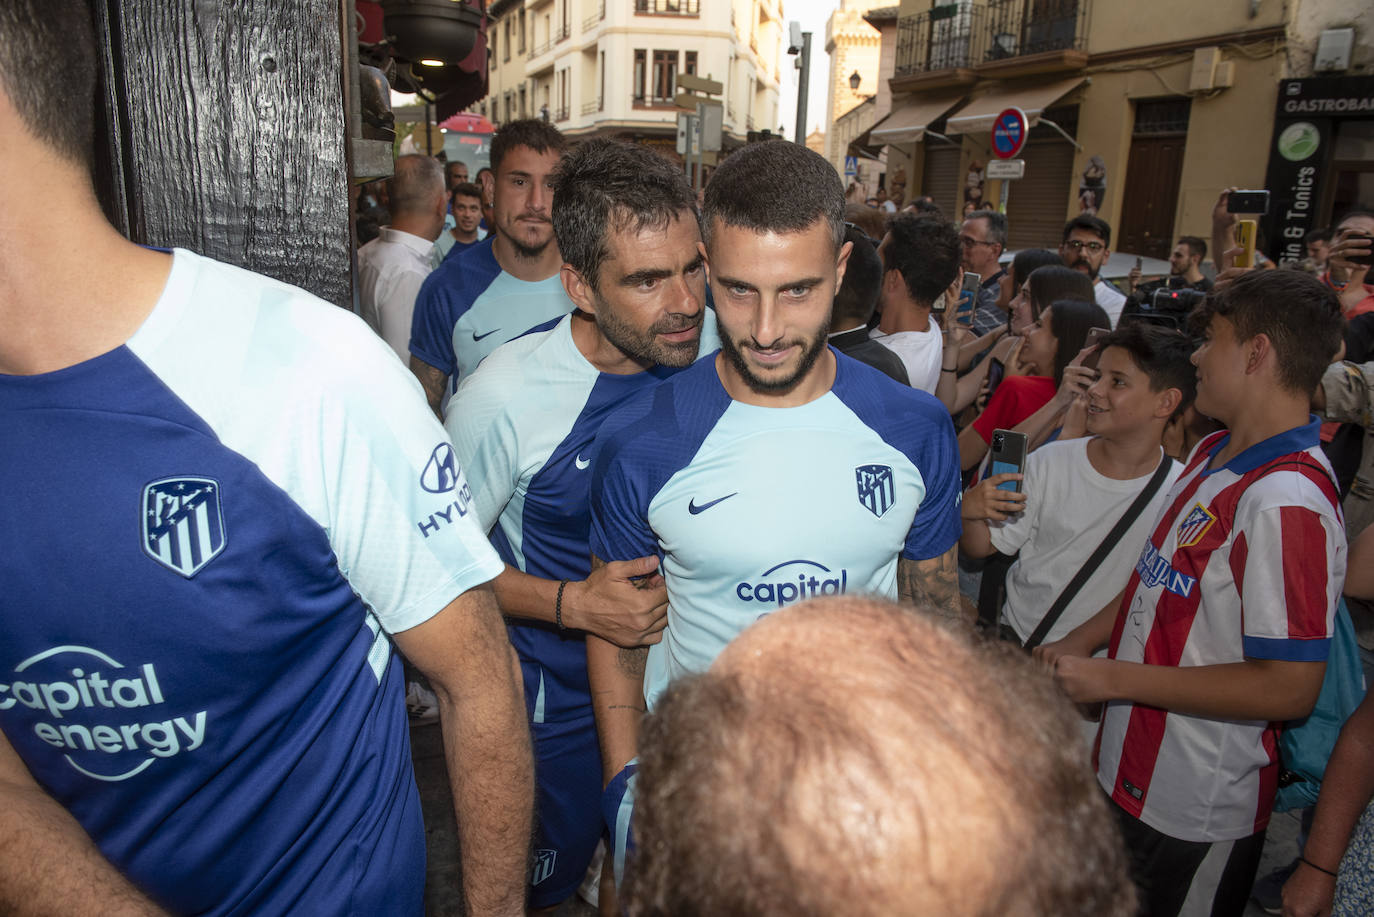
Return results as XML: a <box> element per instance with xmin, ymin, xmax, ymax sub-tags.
<box><xmin>1023</xmin><ymin>454</ymin><xmax>1176</xmax><ymax>650</ymax></box>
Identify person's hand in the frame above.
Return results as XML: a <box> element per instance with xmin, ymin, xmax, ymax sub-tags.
<box><xmin>990</xmin><ymin>331</ymin><xmax>1019</xmax><ymax>362</ymax></box>
<box><xmin>1060</xmin><ymin>388</ymin><xmax>1090</xmax><ymax>441</ymax></box>
<box><xmin>1127</xmin><ymin>264</ymin><xmax>1142</xmax><ymax>293</ymax></box>
<box><xmin>1281</xmin><ymin>857</ymin><xmax>1337</xmax><ymax>917</ymax></box>
<box><xmin>1329</xmin><ymin>228</ymin><xmax>1371</xmax><ymax>300</ymax></box>
<box><xmin>961</xmin><ymin>474</ymin><xmax>1026</xmax><ymax>521</ymax></box>
<box><xmin>1212</xmin><ymin>187</ymin><xmax>1238</xmax><ymax>235</ymax></box>
<box><xmin>1051</xmin><ymin>362</ymin><xmax>1099</xmax><ymax>410</ymax></box>
<box><xmin>567</xmin><ymin>556</ymin><xmax>668</xmax><ymax>648</ymax></box>
<box><xmin>1051</xmin><ymin>654</ymin><xmax>1117</xmax><ymax>704</ymax></box>
<box><xmin>1032</xmin><ymin>631</ymin><xmax>1095</xmax><ymax>670</ymax></box>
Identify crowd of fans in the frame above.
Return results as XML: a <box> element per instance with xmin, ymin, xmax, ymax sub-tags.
<box><xmin>7</xmin><ymin>4</ymin><xmax>1374</xmax><ymax>915</ymax></box>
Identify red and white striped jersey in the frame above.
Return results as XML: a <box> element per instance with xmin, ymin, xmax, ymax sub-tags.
<box><xmin>1095</xmin><ymin>420</ymin><xmax>1346</xmax><ymax>842</ymax></box>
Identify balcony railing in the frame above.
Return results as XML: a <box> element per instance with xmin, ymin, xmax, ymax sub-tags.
<box><xmin>895</xmin><ymin>0</ymin><xmax>1087</xmax><ymax>77</ymax></box>
<box><xmin>984</xmin><ymin>0</ymin><xmax>1087</xmax><ymax>60</ymax></box>
<box><xmin>555</xmin><ymin>22</ymin><xmax>571</xmax><ymax>42</ymax></box>
<box><xmin>632</xmin><ymin>93</ymin><xmax>676</xmax><ymax>106</ymax></box>
<box><xmin>634</xmin><ymin>0</ymin><xmax>699</xmax><ymax>15</ymax></box>
<box><xmin>529</xmin><ymin>37</ymin><xmax>553</xmax><ymax>58</ymax></box>
<box><xmin>555</xmin><ymin>105</ymin><xmax>570</xmax><ymax>121</ymax></box>
<box><xmin>581</xmin><ymin>98</ymin><xmax>603</xmax><ymax>115</ymax></box>
<box><xmin>582</xmin><ymin>0</ymin><xmax>605</xmax><ymax>31</ymax></box>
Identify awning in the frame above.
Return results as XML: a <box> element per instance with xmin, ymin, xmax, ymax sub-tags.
<box><xmin>944</xmin><ymin>76</ymin><xmax>1086</xmax><ymax>135</ymax></box>
<box><xmin>847</xmin><ymin>126</ymin><xmax>885</xmax><ymax>162</ymax></box>
<box><xmin>867</xmin><ymin>92</ymin><xmax>968</xmax><ymax>146</ymax></box>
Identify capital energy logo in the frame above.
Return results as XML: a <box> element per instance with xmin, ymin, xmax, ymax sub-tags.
<box><xmin>1</xmin><ymin>646</ymin><xmax>207</xmax><ymax>782</ymax></box>
<box><xmin>736</xmin><ymin>559</ymin><xmax>849</xmax><ymax>608</ymax></box>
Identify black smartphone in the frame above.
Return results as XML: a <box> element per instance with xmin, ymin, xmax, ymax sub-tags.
<box><xmin>1346</xmin><ymin>231</ymin><xmax>1374</xmax><ymax>268</ymax></box>
<box><xmin>989</xmin><ymin>429</ymin><xmax>1028</xmax><ymax>493</ymax></box>
<box><xmin>1081</xmin><ymin>326</ymin><xmax>1110</xmax><ymax>371</ymax></box>
<box><xmin>1226</xmin><ymin>190</ymin><xmax>1270</xmax><ymax>214</ymax></box>
<box><xmin>986</xmin><ymin>357</ymin><xmax>1006</xmax><ymax>398</ymax></box>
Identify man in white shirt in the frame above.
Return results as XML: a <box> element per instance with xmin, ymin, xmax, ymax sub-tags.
<box><xmin>1061</xmin><ymin>214</ymin><xmax>1127</xmax><ymax>327</ymax></box>
<box><xmin>870</xmin><ymin>213</ymin><xmax>960</xmax><ymax>393</ymax></box>
<box><xmin>357</xmin><ymin>154</ymin><xmax>447</xmax><ymax>361</ymax></box>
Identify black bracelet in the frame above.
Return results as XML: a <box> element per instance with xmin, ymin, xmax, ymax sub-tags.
<box><xmin>555</xmin><ymin>580</ymin><xmax>569</xmax><ymax>631</ymax></box>
<box><xmin>1298</xmin><ymin>855</ymin><xmax>1338</xmax><ymax>878</ymax></box>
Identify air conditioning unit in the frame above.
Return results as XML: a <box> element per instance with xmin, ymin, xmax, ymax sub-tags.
<box><xmin>1189</xmin><ymin>46</ymin><xmax>1220</xmax><ymax>92</ymax></box>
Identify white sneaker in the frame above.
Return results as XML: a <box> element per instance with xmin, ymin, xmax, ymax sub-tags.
<box><xmin>405</xmin><ymin>681</ymin><xmax>440</xmax><ymax>725</ymax></box>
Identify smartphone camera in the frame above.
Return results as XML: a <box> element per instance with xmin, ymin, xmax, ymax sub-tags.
<box><xmin>991</xmin><ymin>431</ymin><xmax>1005</xmax><ymax>451</ymax></box>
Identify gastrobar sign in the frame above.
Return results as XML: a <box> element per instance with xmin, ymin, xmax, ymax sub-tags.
<box><xmin>1262</xmin><ymin>76</ymin><xmax>1374</xmax><ymax>263</ymax></box>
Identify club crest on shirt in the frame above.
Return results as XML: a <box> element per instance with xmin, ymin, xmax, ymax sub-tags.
<box><xmin>420</xmin><ymin>442</ymin><xmax>460</xmax><ymax>493</ymax></box>
<box><xmin>531</xmin><ymin>848</ymin><xmax>557</xmax><ymax>886</ymax></box>
<box><xmin>141</xmin><ymin>477</ymin><xmax>226</xmax><ymax>578</ymax></box>
<box><xmin>856</xmin><ymin>464</ymin><xmax>895</xmax><ymax>518</ymax></box>
<box><xmin>1175</xmin><ymin>502</ymin><xmax>1217</xmax><ymax>548</ymax></box>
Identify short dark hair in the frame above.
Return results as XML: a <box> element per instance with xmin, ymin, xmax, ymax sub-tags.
<box><xmin>965</xmin><ymin>209</ymin><xmax>1008</xmax><ymax>251</ymax></box>
<box><xmin>703</xmin><ymin>142</ymin><xmax>844</xmax><ymax>252</ymax></box>
<box><xmin>1044</xmin><ymin>298</ymin><xmax>1111</xmax><ymax>385</ymax></box>
<box><xmin>1304</xmin><ymin>227</ymin><xmax>1332</xmax><ymax>245</ymax></box>
<box><xmin>489</xmin><ymin>118</ymin><xmax>566</xmax><ymax>175</ymax></box>
<box><xmin>906</xmin><ymin>195</ymin><xmax>944</xmax><ymax>222</ymax></box>
<box><xmin>882</xmin><ymin>213</ymin><xmax>961</xmax><ymax>307</ymax></box>
<box><xmin>1099</xmin><ymin>323</ymin><xmax>1197</xmax><ymax>419</ymax></box>
<box><xmin>1027</xmin><ymin>264</ymin><xmax>1094</xmax><ymax>320</ymax></box>
<box><xmin>0</xmin><ymin>0</ymin><xmax>98</xmax><ymax>168</ymax></box>
<box><xmin>1191</xmin><ymin>270</ymin><xmax>1343</xmax><ymax>395</ymax></box>
<box><xmin>1177</xmin><ymin>235</ymin><xmax>1207</xmax><ymax>260</ymax></box>
<box><xmin>450</xmin><ymin>181</ymin><xmax>483</xmax><ymax>204</ymax></box>
<box><xmin>832</xmin><ymin>224</ymin><xmax>883</xmax><ymax>328</ymax></box>
<box><xmin>627</xmin><ymin>597</ymin><xmax>1136</xmax><ymax>917</ymax></box>
<box><xmin>1062</xmin><ymin>214</ymin><xmax>1111</xmax><ymax>247</ymax></box>
<box><xmin>1010</xmin><ymin>249</ymin><xmax>1063</xmax><ymax>293</ymax></box>
<box><xmin>552</xmin><ymin>138</ymin><xmax>697</xmax><ymax>289</ymax></box>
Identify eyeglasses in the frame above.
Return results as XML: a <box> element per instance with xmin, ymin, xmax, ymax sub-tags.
<box><xmin>959</xmin><ymin>236</ymin><xmax>997</xmax><ymax>248</ymax></box>
<box><xmin>1062</xmin><ymin>239</ymin><xmax>1106</xmax><ymax>253</ymax></box>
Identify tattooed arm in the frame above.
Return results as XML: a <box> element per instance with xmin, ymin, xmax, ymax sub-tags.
<box><xmin>408</xmin><ymin>355</ymin><xmax>449</xmax><ymax>420</ymax></box>
<box><xmin>897</xmin><ymin>545</ymin><xmax>965</xmax><ymax>622</ymax></box>
<box><xmin>585</xmin><ymin>555</ymin><xmax>651</xmax><ymax>784</ymax></box>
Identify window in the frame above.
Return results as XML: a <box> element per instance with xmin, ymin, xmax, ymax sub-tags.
<box><xmin>519</xmin><ymin>85</ymin><xmax>527</xmax><ymax>119</ymax></box>
<box><xmin>652</xmin><ymin>49</ymin><xmax>677</xmax><ymax>102</ymax></box>
<box><xmin>489</xmin><ymin>31</ymin><xmax>496</xmax><ymax>68</ymax></box>
<box><xmin>685</xmin><ymin>51</ymin><xmax>697</xmax><ymax>76</ymax></box>
<box><xmin>503</xmin><ymin>18</ymin><xmax>511</xmax><ymax>62</ymax></box>
<box><xmin>1133</xmin><ymin>98</ymin><xmax>1191</xmax><ymax>135</ymax></box>
<box><xmin>518</xmin><ymin>12</ymin><xmax>526</xmax><ymax>53</ymax></box>
<box><xmin>599</xmin><ymin>50</ymin><xmax>606</xmax><ymax>109</ymax></box>
<box><xmin>634</xmin><ymin>49</ymin><xmax>647</xmax><ymax>103</ymax></box>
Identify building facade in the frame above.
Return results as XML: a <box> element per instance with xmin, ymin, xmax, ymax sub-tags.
<box><xmin>479</xmin><ymin>0</ymin><xmax>782</xmax><ymax>158</ymax></box>
<box><xmin>869</xmin><ymin>0</ymin><xmax>1373</xmax><ymax>258</ymax></box>
<box><xmin>822</xmin><ymin>0</ymin><xmax>885</xmax><ymax>179</ymax></box>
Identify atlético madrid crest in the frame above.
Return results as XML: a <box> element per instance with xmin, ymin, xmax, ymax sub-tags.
<box><xmin>856</xmin><ymin>464</ymin><xmax>895</xmax><ymax>518</ymax></box>
<box><xmin>142</xmin><ymin>477</ymin><xmax>226</xmax><ymax>578</ymax></box>
<box><xmin>1175</xmin><ymin>502</ymin><xmax>1218</xmax><ymax>549</ymax></box>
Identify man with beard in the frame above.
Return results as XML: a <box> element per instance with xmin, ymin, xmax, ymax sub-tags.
<box><xmin>1061</xmin><ymin>214</ymin><xmax>1127</xmax><ymax>327</ymax></box>
<box><xmin>443</xmin><ymin>138</ymin><xmax>718</xmax><ymax>912</ymax></box>
<box><xmin>583</xmin><ymin>140</ymin><xmax>964</xmax><ymax>888</ymax></box>
<box><xmin>409</xmin><ymin>119</ymin><xmax>571</xmax><ymax>417</ymax></box>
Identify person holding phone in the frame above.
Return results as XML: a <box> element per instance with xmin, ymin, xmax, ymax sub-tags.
<box><xmin>869</xmin><ymin>213</ymin><xmax>963</xmax><ymax>393</ymax></box>
<box><xmin>1322</xmin><ymin>210</ymin><xmax>1374</xmax><ymax>318</ymax></box>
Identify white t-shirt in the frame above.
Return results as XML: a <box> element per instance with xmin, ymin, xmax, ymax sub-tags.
<box><xmin>869</xmin><ymin>316</ymin><xmax>943</xmax><ymax>393</ymax></box>
<box><xmin>1094</xmin><ymin>278</ymin><xmax>1127</xmax><ymax>328</ymax></box>
<box><xmin>989</xmin><ymin>437</ymin><xmax>1181</xmax><ymax>645</ymax></box>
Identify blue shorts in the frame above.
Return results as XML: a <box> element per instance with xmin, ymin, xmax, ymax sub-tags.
<box><xmin>528</xmin><ymin>715</ymin><xmax>604</xmax><ymax>908</ymax></box>
<box><xmin>601</xmin><ymin>760</ymin><xmax>639</xmax><ymax>891</ymax></box>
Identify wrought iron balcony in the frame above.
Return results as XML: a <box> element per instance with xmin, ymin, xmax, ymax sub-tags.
<box><xmin>635</xmin><ymin>0</ymin><xmax>699</xmax><ymax>15</ymax></box>
<box><xmin>895</xmin><ymin>4</ymin><xmax>982</xmax><ymax>77</ymax></box>
<box><xmin>984</xmin><ymin>0</ymin><xmax>1087</xmax><ymax>61</ymax></box>
<box><xmin>581</xmin><ymin>98</ymin><xmax>603</xmax><ymax>115</ymax></box>
<box><xmin>895</xmin><ymin>0</ymin><xmax>1088</xmax><ymax>80</ymax></box>
<box><xmin>582</xmin><ymin>0</ymin><xmax>605</xmax><ymax>31</ymax></box>
<box><xmin>555</xmin><ymin>22</ymin><xmax>571</xmax><ymax>42</ymax></box>
<box><xmin>555</xmin><ymin>105</ymin><xmax>570</xmax><ymax>121</ymax></box>
<box><xmin>529</xmin><ymin>37</ymin><xmax>553</xmax><ymax>58</ymax></box>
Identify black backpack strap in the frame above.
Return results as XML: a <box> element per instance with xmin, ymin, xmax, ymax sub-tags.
<box><xmin>1023</xmin><ymin>455</ymin><xmax>1176</xmax><ymax>650</ymax></box>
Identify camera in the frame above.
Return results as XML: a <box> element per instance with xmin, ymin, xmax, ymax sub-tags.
<box><xmin>991</xmin><ymin>431</ymin><xmax>1005</xmax><ymax>450</ymax></box>
<box><xmin>1125</xmin><ymin>287</ymin><xmax>1208</xmax><ymax>330</ymax></box>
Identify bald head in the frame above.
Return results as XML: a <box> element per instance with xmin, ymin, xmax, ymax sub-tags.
<box><xmin>628</xmin><ymin>598</ymin><xmax>1135</xmax><ymax>917</ymax></box>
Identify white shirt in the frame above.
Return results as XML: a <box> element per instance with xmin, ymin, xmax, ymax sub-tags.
<box><xmin>1094</xmin><ymin>278</ymin><xmax>1127</xmax><ymax>328</ymax></box>
<box><xmin>357</xmin><ymin>227</ymin><xmax>436</xmax><ymax>362</ymax></box>
<box><xmin>869</xmin><ymin>316</ymin><xmax>944</xmax><ymax>393</ymax></box>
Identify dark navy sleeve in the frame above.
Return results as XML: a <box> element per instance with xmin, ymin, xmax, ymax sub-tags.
<box><xmin>409</xmin><ymin>263</ymin><xmax>461</xmax><ymax>376</ymax></box>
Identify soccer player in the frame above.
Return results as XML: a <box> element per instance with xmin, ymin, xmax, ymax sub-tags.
<box><xmin>444</xmin><ymin>138</ymin><xmax>718</xmax><ymax>912</ymax></box>
<box><xmin>409</xmin><ymin>118</ymin><xmax>573</xmax><ymax>417</ymax></box>
<box><xmin>586</xmin><ymin>140</ymin><xmax>964</xmax><ymax>885</ymax></box>
<box><xmin>1037</xmin><ymin>270</ymin><xmax>1348</xmax><ymax>917</ymax></box>
<box><xmin>0</xmin><ymin>4</ymin><xmax>530</xmax><ymax>914</ymax></box>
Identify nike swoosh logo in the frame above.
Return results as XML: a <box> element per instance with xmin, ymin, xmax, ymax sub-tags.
<box><xmin>471</xmin><ymin>328</ymin><xmax>502</xmax><ymax>341</ymax></box>
<box><xmin>688</xmin><ymin>492</ymin><xmax>738</xmax><ymax>515</ymax></box>
<box><xmin>575</xmin><ymin>454</ymin><xmax>591</xmax><ymax>470</ymax></box>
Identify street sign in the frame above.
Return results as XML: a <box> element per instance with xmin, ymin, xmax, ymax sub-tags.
<box><xmin>985</xmin><ymin>158</ymin><xmax>1024</xmax><ymax>180</ymax></box>
<box><xmin>678</xmin><ymin>73</ymin><xmax>723</xmax><ymax>95</ymax></box>
<box><xmin>844</xmin><ymin>155</ymin><xmax>858</xmax><ymax>176</ymax></box>
<box><xmin>991</xmin><ymin>107</ymin><xmax>1028</xmax><ymax>160</ymax></box>
<box><xmin>676</xmin><ymin>106</ymin><xmax>723</xmax><ymax>154</ymax></box>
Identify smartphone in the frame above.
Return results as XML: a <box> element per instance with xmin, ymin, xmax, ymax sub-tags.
<box><xmin>1346</xmin><ymin>231</ymin><xmax>1374</xmax><ymax>268</ymax></box>
<box><xmin>986</xmin><ymin>357</ymin><xmax>1006</xmax><ymax>398</ymax></box>
<box><xmin>1226</xmin><ymin>190</ymin><xmax>1270</xmax><ymax>214</ymax></box>
<box><xmin>1081</xmin><ymin>326</ymin><xmax>1110</xmax><ymax>371</ymax></box>
<box><xmin>956</xmin><ymin>271</ymin><xmax>981</xmax><ymax>323</ymax></box>
<box><xmin>989</xmin><ymin>429</ymin><xmax>1028</xmax><ymax>493</ymax></box>
<box><xmin>1235</xmin><ymin>219</ymin><xmax>1257</xmax><ymax>269</ymax></box>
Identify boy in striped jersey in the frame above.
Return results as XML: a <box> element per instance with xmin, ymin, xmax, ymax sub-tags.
<box><xmin>1037</xmin><ymin>270</ymin><xmax>1347</xmax><ymax>916</ymax></box>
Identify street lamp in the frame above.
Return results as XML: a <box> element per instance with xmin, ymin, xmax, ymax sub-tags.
<box><xmin>849</xmin><ymin>70</ymin><xmax>861</xmax><ymax>91</ymax></box>
<box><xmin>787</xmin><ymin>21</ymin><xmax>811</xmax><ymax>147</ymax></box>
